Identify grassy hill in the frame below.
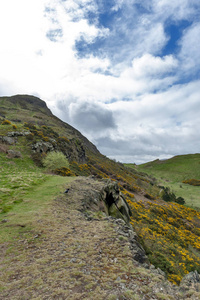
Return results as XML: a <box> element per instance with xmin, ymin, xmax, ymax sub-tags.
<box><xmin>126</xmin><ymin>154</ymin><xmax>200</xmax><ymax>209</ymax></box>
<box><xmin>1</xmin><ymin>95</ymin><xmax>200</xmax><ymax>294</ymax></box>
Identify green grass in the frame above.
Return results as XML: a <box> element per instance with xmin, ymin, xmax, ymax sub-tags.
<box><xmin>0</xmin><ymin>174</ymin><xmax>75</xmax><ymax>243</ymax></box>
<box><xmin>126</xmin><ymin>154</ymin><xmax>200</xmax><ymax>209</ymax></box>
<box><xmin>0</xmin><ymin>148</ymin><xmax>76</xmax><ymax>243</ymax></box>
<box><xmin>0</xmin><ymin>151</ymin><xmax>47</xmax><ymax>213</ymax></box>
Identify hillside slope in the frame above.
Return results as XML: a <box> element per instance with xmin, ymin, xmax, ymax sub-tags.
<box><xmin>0</xmin><ymin>94</ymin><xmax>99</xmax><ymax>156</ymax></box>
<box><xmin>1</xmin><ymin>95</ymin><xmax>200</xmax><ymax>295</ymax></box>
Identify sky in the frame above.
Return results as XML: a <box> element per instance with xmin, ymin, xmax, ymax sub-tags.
<box><xmin>0</xmin><ymin>0</ymin><xmax>200</xmax><ymax>164</ymax></box>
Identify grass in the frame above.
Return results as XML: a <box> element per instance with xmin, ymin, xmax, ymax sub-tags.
<box><xmin>0</xmin><ymin>151</ymin><xmax>47</xmax><ymax>214</ymax></box>
<box><xmin>0</xmin><ymin>147</ymin><xmax>76</xmax><ymax>242</ymax></box>
<box><xmin>0</xmin><ymin>173</ymin><xmax>75</xmax><ymax>243</ymax></box>
<box><xmin>126</xmin><ymin>154</ymin><xmax>200</xmax><ymax>209</ymax></box>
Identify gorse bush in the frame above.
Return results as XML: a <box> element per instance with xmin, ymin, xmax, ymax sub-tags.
<box><xmin>126</xmin><ymin>197</ymin><xmax>200</xmax><ymax>284</ymax></box>
<box><xmin>1</xmin><ymin>119</ymin><xmax>11</xmax><ymax>125</ymax></box>
<box><xmin>23</xmin><ymin>122</ymin><xmax>37</xmax><ymax>130</ymax></box>
<box><xmin>42</xmin><ymin>151</ymin><xmax>69</xmax><ymax>171</ymax></box>
<box><xmin>54</xmin><ymin>167</ymin><xmax>75</xmax><ymax>176</ymax></box>
<box><xmin>183</xmin><ymin>179</ymin><xmax>200</xmax><ymax>186</ymax></box>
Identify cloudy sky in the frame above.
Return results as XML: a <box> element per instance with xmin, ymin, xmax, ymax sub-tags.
<box><xmin>0</xmin><ymin>0</ymin><xmax>200</xmax><ymax>164</ymax></box>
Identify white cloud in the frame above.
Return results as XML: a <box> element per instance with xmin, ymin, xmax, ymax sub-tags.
<box><xmin>0</xmin><ymin>0</ymin><xmax>109</xmax><ymax>99</ymax></box>
<box><xmin>129</xmin><ymin>54</ymin><xmax>178</xmax><ymax>78</ymax></box>
<box><xmin>62</xmin><ymin>0</ymin><xmax>98</xmax><ymax>20</ymax></box>
<box><xmin>134</xmin><ymin>22</ymin><xmax>168</xmax><ymax>56</ymax></box>
<box><xmin>154</xmin><ymin>0</ymin><xmax>199</xmax><ymax>21</ymax></box>
<box><xmin>178</xmin><ymin>22</ymin><xmax>200</xmax><ymax>75</ymax></box>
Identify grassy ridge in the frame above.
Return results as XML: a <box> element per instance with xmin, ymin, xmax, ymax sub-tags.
<box><xmin>139</xmin><ymin>154</ymin><xmax>200</xmax><ymax>181</ymax></box>
<box><xmin>126</xmin><ymin>154</ymin><xmax>200</xmax><ymax>209</ymax></box>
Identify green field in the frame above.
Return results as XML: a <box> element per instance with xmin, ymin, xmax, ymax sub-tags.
<box><xmin>126</xmin><ymin>154</ymin><xmax>200</xmax><ymax>209</ymax></box>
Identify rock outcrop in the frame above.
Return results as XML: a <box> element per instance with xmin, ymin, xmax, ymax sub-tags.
<box><xmin>78</xmin><ymin>178</ymin><xmax>149</xmax><ymax>266</ymax></box>
<box><xmin>111</xmin><ymin>218</ymin><xmax>149</xmax><ymax>265</ymax></box>
<box><xmin>31</xmin><ymin>139</ymin><xmax>86</xmax><ymax>163</ymax></box>
<box><xmin>7</xmin><ymin>131</ymin><xmax>30</xmax><ymax>137</ymax></box>
<box><xmin>32</xmin><ymin>141</ymin><xmax>56</xmax><ymax>153</ymax></box>
<box><xmin>0</xmin><ymin>131</ymin><xmax>30</xmax><ymax>145</ymax></box>
<box><xmin>99</xmin><ymin>181</ymin><xmax>132</xmax><ymax>224</ymax></box>
<box><xmin>0</xmin><ymin>136</ymin><xmax>16</xmax><ymax>145</ymax></box>
<box><xmin>181</xmin><ymin>270</ymin><xmax>200</xmax><ymax>285</ymax></box>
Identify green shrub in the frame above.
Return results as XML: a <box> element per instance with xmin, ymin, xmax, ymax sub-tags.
<box><xmin>144</xmin><ymin>192</ymin><xmax>155</xmax><ymax>200</ymax></box>
<box><xmin>161</xmin><ymin>187</ymin><xmax>185</xmax><ymax>204</ymax></box>
<box><xmin>175</xmin><ymin>197</ymin><xmax>185</xmax><ymax>205</ymax></box>
<box><xmin>42</xmin><ymin>151</ymin><xmax>69</xmax><ymax>171</ymax></box>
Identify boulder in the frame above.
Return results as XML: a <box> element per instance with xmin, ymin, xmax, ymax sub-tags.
<box><xmin>180</xmin><ymin>270</ymin><xmax>200</xmax><ymax>287</ymax></box>
<box><xmin>7</xmin><ymin>150</ymin><xmax>22</xmax><ymax>158</ymax></box>
<box><xmin>7</xmin><ymin>131</ymin><xmax>30</xmax><ymax>137</ymax></box>
<box><xmin>0</xmin><ymin>136</ymin><xmax>16</xmax><ymax>145</ymax></box>
<box><xmin>100</xmin><ymin>181</ymin><xmax>132</xmax><ymax>224</ymax></box>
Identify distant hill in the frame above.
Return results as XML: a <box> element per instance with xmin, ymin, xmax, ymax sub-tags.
<box><xmin>139</xmin><ymin>154</ymin><xmax>200</xmax><ymax>181</ymax></box>
<box><xmin>126</xmin><ymin>154</ymin><xmax>200</xmax><ymax>209</ymax></box>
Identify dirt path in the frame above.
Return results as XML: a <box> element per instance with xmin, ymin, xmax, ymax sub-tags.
<box><xmin>0</xmin><ymin>177</ymin><xmax>190</xmax><ymax>300</ymax></box>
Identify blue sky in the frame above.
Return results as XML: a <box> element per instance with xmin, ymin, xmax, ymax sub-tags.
<box><xmin>0</xmin><ymin>0</ymin><xmax>200</xmax><ymax>163</ymax></box>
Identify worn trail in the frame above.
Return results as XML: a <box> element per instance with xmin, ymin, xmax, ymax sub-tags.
<box><xmin>1</xmin><ymin>177</ymin><xmax>199</xmax><ymax>299</ymax></box>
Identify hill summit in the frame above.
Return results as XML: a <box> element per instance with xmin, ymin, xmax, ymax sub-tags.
<box><xmin>0</xmin><ymin>94</ymin><xmax>52</xmax><ymax>114</ymax></box>
<box><xmin>0</xmin><ymin>94</ymin><xmax>99</xmax><ymax>160</ymax></box>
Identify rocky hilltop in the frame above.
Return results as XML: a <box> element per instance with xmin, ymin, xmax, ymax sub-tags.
<box><xmin>0</xmin><ymin>94</ymin><xmax>99</xmax><ymax>157</ymax></box>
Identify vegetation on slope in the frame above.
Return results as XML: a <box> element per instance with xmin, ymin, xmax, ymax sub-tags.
<box><xmin>1</xmin><ymin>95</ymin><xmax>200</xmax><ymax>287</ymax></box>
<box><xmin>127</xmin><ymin>197</ymin><xmax>200</xmax><ymax>284</ymax></box>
